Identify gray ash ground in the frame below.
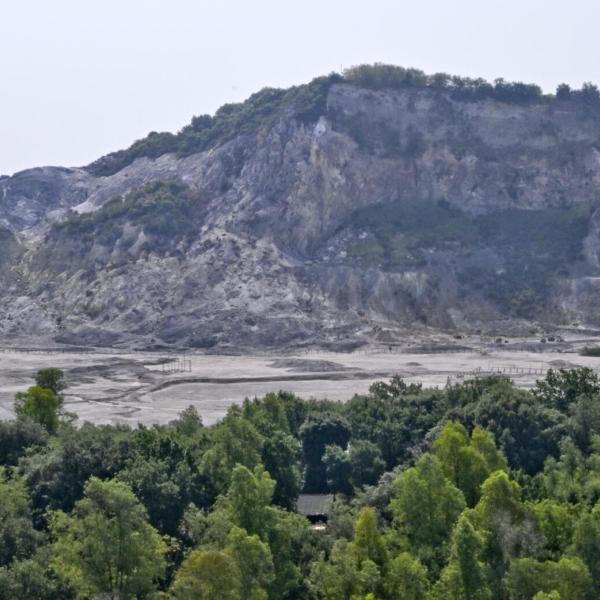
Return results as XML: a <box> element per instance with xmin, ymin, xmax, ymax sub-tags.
<box><xmin>1</xmin><ymin>331</ymin><xmax>599</xmax><ymax>426</ymax></box>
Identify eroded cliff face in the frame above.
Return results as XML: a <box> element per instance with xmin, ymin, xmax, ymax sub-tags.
<box><xmin>2</xmin><ymin>81</ymin><xmax>600</xmax><ymax>349</ymax></box>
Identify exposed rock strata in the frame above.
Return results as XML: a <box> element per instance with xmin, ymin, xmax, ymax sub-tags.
<box><xmin>2</xmin><ymin>80</ymin><xmax>600</xmax><ymax>349</ymax></box>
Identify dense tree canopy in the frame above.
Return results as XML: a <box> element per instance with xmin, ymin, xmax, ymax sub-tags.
<box><xmin>1</xmin><ymin>367</ymin><xmax>600</xmax><ymax>598</ymax></box>
<box><xmin>50</xmin><ymin>477</ymin><xmax>166</xmax><ymax>599</ymax></box>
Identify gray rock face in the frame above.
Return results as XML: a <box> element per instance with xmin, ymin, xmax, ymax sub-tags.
<box><xmin>0</xmin><ymin>167</ymin><xmax>91</xmax><ymax>231</ymax></box>
<box><xmin>2</xmin><ymin>81</ymin><xmax>600</xmax><ymax>349</ymax></box>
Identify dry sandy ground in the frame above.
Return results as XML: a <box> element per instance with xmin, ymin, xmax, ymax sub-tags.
<box><xmin>1</xmin><ymin>332</ymin><xmax>600</xmax><ymax>427</ymax></box>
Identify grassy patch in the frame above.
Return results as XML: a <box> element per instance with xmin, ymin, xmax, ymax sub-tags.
<box><xmin>342</xmin><ymin>199</ymin><xmax>477</xmax><ymax>268</ymax></box>
<box><xmin>342</xmin><ymin>200</ymin><xmax>590</xmax><ymax>316</ymax></box>
<box><xmin>472</xmin><ymin>208</ymin><xmax>589</xmax><ymax>316</ymax></box>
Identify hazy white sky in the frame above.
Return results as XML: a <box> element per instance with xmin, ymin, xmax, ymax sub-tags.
<box><xmin>1</xmin><ymin>0</ymin><xmax>598</xmax><ymax>175</ymax></box>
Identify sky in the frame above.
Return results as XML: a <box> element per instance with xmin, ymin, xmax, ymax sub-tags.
<box><xmin>1</xmin><ymin>0</ymin><xmax>599</xmax><ymax>175</ymax></box>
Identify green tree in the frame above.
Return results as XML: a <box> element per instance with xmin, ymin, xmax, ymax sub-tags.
<box><xmin>434</xmin><ymin>422</ymin><xmax>506</xmax><ymax>506</ymax></box>
<box><xmin>454</xmin><ymin>380</ymin><xmax>565</xmax><ymax>475</ymax></box>
<box><xmin>227</xmin><ymin>465</ymin><xmax>276</xmax><ymax>538</ymax></box>
<box><xmin>541</xmin><ymin>437</ymin><xmax>589</xmax><ymax>504</ymax></box>
<box><xmin>14</xmin><ymin>386</ymin><xmax>61</xmax><ymax>434</ymax></box>
<box><xmin>242</xmin><ymin>393</ymin><xmax>291</xmax><ymax>436</ymax></box>
<box><xmin>472</xmin><ymin>471</ymin><xmax>528</xmax><ymax>570</ymax></box>
<box><xmin>309</xmin><ymin>539</ymin><xmax>361</xmax><ymax>600</ymax></box>
<box><xmin>34</xmin><ymin>368</ymin><xmax>66</xmax><ymax>395</ymax></box>
<box><xmin>19</xmin><ymin>423</ymin><xmax>134</xmax><ymax>519</ymax></box>
<box><xmin>352</xmin><ymin>507</ymin><xmax>388</xmax><ymax>571</ymax></box>
<box><xmin>384</xmin><ymin>552</ymin><xmax>429</xmax><ymax>600</ymax></box>
<box><xmin>568</xmin><ymin>394</ymin><xmax>600</xmax><ymax>454</ymax></box>
<box><xmin>471</xmin><ymin>426</ymin><xmax>508</xmax><ymax>472</ymax></box>
<box><xmin>473</xmin><ymin>470</ymin><xmax>524</xmax><ymax>525</ymax></box>
<box><xmin>0</xmin><ymin>551</ymin><xmax>74</xmax><ymax>600</ymax></box>
<box><xmin>172</xmin><ymin>404</ymin><xmax>203</xmax><ymax>437</ymax></box>
<box><xmin>118</xmin><ymin>421</ymin><xmax>201</xmax><ymax>535</ymax></box>
<box><xmin>368</xmin><ymin>375</ymin><xmax>423</xmax><ymax>400</ymax></box>
<box><xmin>323</xmin><ymin>444</ymin><xmax>352</xmax><ymax>494</ymax></box>
<box><xmin>552</xmin><ymin>557</ymin><xmax>594</xmax><ymax>600</ymax></box>
<box><xmin>264</xmin><ymin>509</ymin><xmax>319</xmax><ymax>599</ymax></box>
<box><xmin>202</xmin><ymin>411</ymin><xmax>265</xmax><ymax>496</ymax></box>
<box><xmin>345</xmin><ymin>380</ymin><xmax>445</xmax><ymax>469</ymax></box>
<box><xmin>0</xmin><ymin>469</ymin><xmax>42</xmax><ymax>566</ymax></box>
<box><xmin>261</xmin><ymin>432</ymin><xmax>303</xmax><ymax>510</ymax></box>
<box><xmin>117</xmin><ymin>454</ymin><xmax>193</xmax><ymax>536</ymax></box>
<box><xmin>227</xmin><ymin>526</ymin><xmax>274</xmax><ymax>600</ymax></box>
<box><xmin>506</xmin><ymin>559</ymin><xmax>553</xmax><ymax>600</ymax></box>
<box><xmin>355</xmin><ymin>560</ymin><xmax>381</xmax><ymax>598</ymax></box>
<box><xmin>573</xmin><ymin>500</ymin><xmax>600</xmax><ymax>586</ymax></box>
<box><xmin>556</xmin><ymin>82</ymin><xmax>572</xmax><ymax>100</ymax></box>
<box><xmin>300</xmin><ymin>413</ymin><xmax>351</xmax><ymax>492</ymax></box>
<box><xmin>309</xmin><ymin>537</ymin><xmax>384</xmax><ymax>600</ymax></box>
<box><xmin>533</xmin><ymin>592</ymin><xmax>561</xmax><ymax>600</ymax></box>
<box><xmin>506</xmin><ymin>557</ymin><xmax>593</xmax><ymax>600</ymax></box>
<box><xmin>195</xmin><ymin>463</ymin><xmax>318</xmax><ymax>600</ymax></box>
<box><xmin>348</xmin><ymin>439</ymin><xmax>386</xmax><ymax>488</ymax></box>
<box><xmin>533</xmin><ymin>368</ymin><xmax>600</xmax><ymax>413</ymax></box>
<box><xmin>530</xmin><ymin>500</ymin><xmax>577</xmax><ymax>559</ymax></box>
<box><xmin>471</xmin><ymin>471</ymin><xmax>540</xmax><ymax>592</ymax></box>
<box><xmin>431</xmin><ymin>514</ymin><xmax>491</xmax><ymax>600</ymax></box>
<box><xmin>391</xmin><ymin>454</ymin><xmax>466</xmax><ymax>571</ymax></box>
<box><xmin>50</xmin><ymin>477</ymin><xmax>166</xmax><ymax>599</ymax></box>
<box><xmin>171</xmin><ymin>549</ymin><xmax>241</xmax><ymax>599</ymax></box>
<box><xmin>0</xmin><ymin>417</ymin><xmax>48</xmax><ymax>466</ymax></box>
<box><xmin>239</xmin><ymin>394</ymin><xmax>304</xmax><ymax>509</ymax></box>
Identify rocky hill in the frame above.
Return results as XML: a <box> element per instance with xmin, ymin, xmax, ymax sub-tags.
<box><xmin>3</xmin><ymin>65</ymin><xmax>600</xmax><ymax>350</ymax></box>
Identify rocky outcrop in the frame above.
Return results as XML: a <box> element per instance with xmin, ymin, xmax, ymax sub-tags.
<box><xmin>2</xmin><ymin>73</ymin><xmax>600</xmax><ymax>349</ymax></box>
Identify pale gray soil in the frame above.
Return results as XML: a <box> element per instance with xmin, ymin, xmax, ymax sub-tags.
<box><xmin>1</xmin><ymin>331</ymin><xmax>600</xmax><ymax>427</ymax></box>
<box><xmin>267</xmin><ymin>359</ymin><xmax>356</xmax><ymax>372</ymax></box>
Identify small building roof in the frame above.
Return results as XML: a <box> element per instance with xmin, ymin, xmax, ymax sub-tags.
<box><xmin>297</xmin><ymin>494</ymin><xmax>333</xmax><ymax>516</ymax></box>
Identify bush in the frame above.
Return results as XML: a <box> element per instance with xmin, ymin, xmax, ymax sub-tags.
<box><xmin>342</xmin><ymin>63</ymin><xmax>544</xmax><ymax>105</ymax></box>
<box><xmin>580</xmin><ymin>346</ymin><xmax>600</xmax><ymax>357</ymax></box>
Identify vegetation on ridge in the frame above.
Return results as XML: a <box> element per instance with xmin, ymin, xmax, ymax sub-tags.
<box><xmin>87</xmin><ymin>63</ymin><xmax>600</xmax><ymax>177</ymax></box>
<box><xmin>87</xmin><ymin>75</ymin><xmax>340</xmax><ymax>177</ymax></box>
